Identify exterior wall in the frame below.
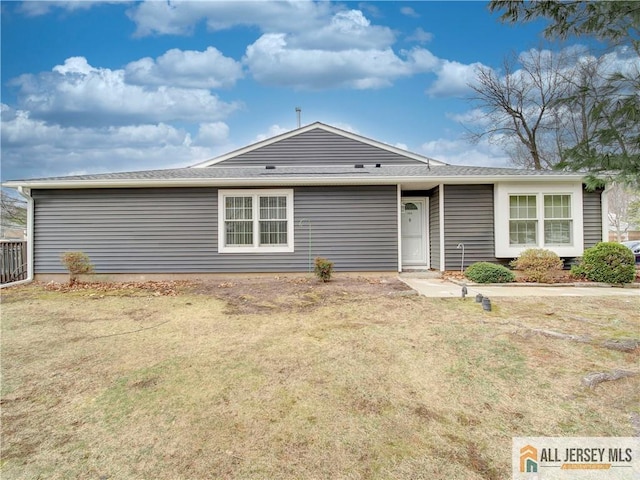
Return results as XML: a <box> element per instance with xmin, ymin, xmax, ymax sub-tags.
<box><xmin>428</xmin><ymin>187</ymin><xmax>440</xmax><ymax>270</ymax></box>
<box><xmin>583</xmin><ymin>187</ymin><xmax>603</xmax><ymax>248</ymax></box>
<box><xmin>215</xmin><ymin>129</ymin><xmax>427</xmax><ymax>167</ymax></box>
<box><xmin>32</xmin><ymin>185</ymin><xmax>398</xmax><ymax>274</ymax></box>
<box><xmin>443</xmin><ymin>184</ymin><xmax>495</xmax><ymax>270</ymax></box>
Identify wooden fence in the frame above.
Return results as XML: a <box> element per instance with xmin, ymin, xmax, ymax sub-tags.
<box><xmin>1</xmin><ymin>240</ymin><xmax>27</xmax><ymax>284</ymax></box>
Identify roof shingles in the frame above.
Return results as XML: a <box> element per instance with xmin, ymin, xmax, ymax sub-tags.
<box><xmin>7</xmin><ymin>164</ymin><xmax>583</xmax><ymax>184</ymax></box>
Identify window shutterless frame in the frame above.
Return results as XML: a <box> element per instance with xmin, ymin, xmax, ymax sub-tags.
<box><xmin>494</xmin><ymin>182</ymin><xmax>583</xmax><ymax>258</ymax></box>
<box><xmin>218</xmin><ymin>189</ymin><xmax>295</xmax><ymax>253</ymax></box>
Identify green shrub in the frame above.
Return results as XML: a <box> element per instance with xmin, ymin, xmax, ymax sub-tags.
<box><xmin>314</xmin><ymin>256</ymin><xmax>334</xmax><ymax>282</ymax></box>
<box><xmin>571</xmin><ymin>242</ymin><xmax>635</xmax><ymax>284</ymax></box>
<box><xmin>510</xmin><ymin>248</ymin><xmax>564</xmax><ymax>283</ymax></box>
<box><xmin>465</xmin><ymin>262</ymin><xmax>515</xmax><ymax>283</ymax></box>
<box><xmin>60</xmin><ymin>251</ymin><xmax>94</xmax><ymax>285</ymax></box>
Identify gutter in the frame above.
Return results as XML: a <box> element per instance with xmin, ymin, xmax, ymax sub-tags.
<box><xmin>2</xmin><ymin>174</ymin><xmax>588</xmax><ymax>190</ymax></box>
<box><xmin>1</xmin><ymin>186</ymin><xmax>34</xmax><ymax>287</ymax></box>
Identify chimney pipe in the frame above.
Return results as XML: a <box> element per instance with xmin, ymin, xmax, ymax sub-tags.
<box><xmin>295</xmin><ymin>107</ymin><xmax>301</xmax><ymax>128</ymax></box>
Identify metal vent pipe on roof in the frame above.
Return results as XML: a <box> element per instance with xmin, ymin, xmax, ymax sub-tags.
<box><xmin>295</xmin><ymin>107</ymin><xmax>301</xmax><ymax>128</ymax></box>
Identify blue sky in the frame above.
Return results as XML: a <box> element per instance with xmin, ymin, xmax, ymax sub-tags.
<box><xmin>1</xmin><ymin>1</ymin><xmax>575</xmax><ymax>181</ymax></box>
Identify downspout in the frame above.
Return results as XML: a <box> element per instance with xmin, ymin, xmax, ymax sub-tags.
<box><xmin>397</xmin><ymin>184</ymin><xmax>402</xmax><ymax>273</ymax></box>
<box><xmin>601</xmin><ymin>184</ymin><xmax>611</xmax><ymax>243</ymax></box>
<box><xmin>439</xmin><ymin>184</ymin><xmax>445</xmax><ymax>271</ymax></box>
<box><xmin>5</xmin><ymin>187</ymin><xmax>34</xmax><ymax>286</ymax></box>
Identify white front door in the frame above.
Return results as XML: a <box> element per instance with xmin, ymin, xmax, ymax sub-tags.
<box><xmin>401</xmin><ymin>198</ymin><xmax>428</xmax><ymax>266</ymax></box>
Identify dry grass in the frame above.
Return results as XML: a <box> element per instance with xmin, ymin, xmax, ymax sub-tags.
<box><xmin>1</xmin><ymin>277</ymin><xmax>639</xmax><ymax>479</ymax></box>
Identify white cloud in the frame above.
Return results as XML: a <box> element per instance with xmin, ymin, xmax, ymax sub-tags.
<box><xmin>196</xmin><ymin>122</ymin><xmax>230</xmax><ymax>146</ymax></box>
<box><xmin>10</xmin><ymin>56</ymin><xmax>241</xmax><ymax>126</ymax></box>
<box><xmin>125</xmin><ymin>47</ymin><xmax>243</xmax><ymax>89</ymax></box>
<box><xmin>0</xmin><ymin>104</ymin><xmax>228</xmax><ymax>179</ymax></box>
<box><xmin>400</xmin><ymin>6</ymin><xmax>419</xmax><ymax>18</ymax></box>
<box><xmin>288</xmin><ymin>10</ymin><xmax>395</xmax><ymax>51</ymax></box>
<box><xmin>427</xmin><ymin>60</ymin><xmax>485</xmax><ymax>97</ymax></box>
<box><xmin>406</xmin><ymin>27</ymin><xmax>433</xmax><ymax>44</ymax></box>
<box><xmin>18</xmin><ymin>1</ymin><xmax>124</xmax><ymax>16</ymax></box>
<box><xmin>244</xmin><ymin>34</ymin><xmax>439</xmax><ymax>89</ymax></box>
<box><xmin>128</xmin><ymin>3</ymin><xmax>438</xmax><ymax>90</ymax></box>
<box><xmin>420</xmin><ymin>136</ymin><xmax>512</xmax><ymax>168</ymax></box>
<box><xmin>127</xmin><ymin>0</ymin><xmax>333</xmax><ymax>37</ymax></box>
<box><xmin>446</xmin><ymin>108</ymin><xmax>492</xmax><ymax>128</ymax></box>
<box><xmin>254</xmin><ymin>124</ymin><xmax>294</xmax><ymax>142</ymax></box>
<box><xmin>131</xmin><ymin>3</ymin><xmax>395</xmax><ymax>50</ymax></box>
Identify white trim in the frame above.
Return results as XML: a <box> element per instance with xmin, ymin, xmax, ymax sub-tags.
<box><xmin>439</xmin><ymin>184</ymin><xmax>445</xmax><ymax>271</ymax></box>
<box><xmin>601</xmin><ymin>186</ymin><xmax>610</xmax><ymax>243</ymax></box>
<box><xmin>193</xmin><ymin>122</ymin><xmax>442</xmax><ymax>167</ymax></box>
<box><xmin>425</xmin><ymin>196</ymin><xmax>430</xmax><ymax>269</ymax></box>
<box><xmin>20</xmin><ymin>187</ymin><xmax>33</xmax><ymax>281</ymax></box>
<box><xmin>217</xmin><ymin>189</ymin><xmax>294</xmax><ymax>253</ymax></box>
<box><xmin>401</xmin><ymin>197</ymin><xmax>428</xmax><ymax>267</ymax></box>
<box><xmin>397</xmin><ymin>185</ymin><xmax>402</xmax><ymax>272</ymax></box>
<box><xmin>494</xmin><ymin>182</ymin><xmax>584</xmax><ymax>258</ymax></box>
<box><xmin>3</xmin><ymin>173</ymin><xmax>588</xmax><ymax>191</ymax></box>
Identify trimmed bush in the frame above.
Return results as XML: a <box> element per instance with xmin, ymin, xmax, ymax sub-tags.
<box><xmin>314</xmin><ymin>256</ymin><xmax>334</xmax><ymax>282</ymax></box>
<box><xmin>465</xmin><ymin>262</ymin><xmax>515</xmax><ymax>283</ymax></box>
<box><xmin>571</xmin><ymin>242</ymin><xmax>636</xmax><ymax>284</ymax></box>
<box><xmin>60</xmin><ymin>251</ymin><xmax>94</xmax><ymax>285</ymax></box>
<box><xmin>510</xmin><ymin>248</ymin><xmax>564</xmax><ymax>283</ymax></box>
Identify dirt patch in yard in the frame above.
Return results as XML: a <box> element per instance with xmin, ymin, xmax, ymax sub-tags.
<box><xmin>190</xmin><ymin>274</ymin><xmax>413</xmax><ymax>314</ymax></box>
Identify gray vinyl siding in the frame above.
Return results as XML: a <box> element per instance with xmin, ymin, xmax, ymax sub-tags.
<box><xmin>32</xmin><ymin>186</ymin><xmax>397</xmax><ymax>274</ymax></box>
<box><xmin>443</xmin><ymin>185</ymin><xmax>495</xmax><ymax>270</ymax></box>
<box><xmin>583</xmin><ymin>187</ymin><xmax>603</xmax><ymax>248</ymax></box>
<box><xmin>215</xmin><ymin>129</ymin><xmax>427</xmax><ymax>167</ymax></box>
<box><xmin>428</xmin><ymin>187</ymin><xmax>440</xmax><ymax>270</ymax></box>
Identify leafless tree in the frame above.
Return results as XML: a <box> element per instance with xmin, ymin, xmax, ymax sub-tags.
<box><xmin>607</xmin><ymin>183</ymin><xmax>640</xmax><ymax>241</ymax></box>
<box><xmin>467</xmin><ymin>49</ymin><xmax>577</xmax><ymax>170</ymax></box>
<box><xmin>1</xmin><ymin>190</ymin><xmax>27</xmax><ymax>227</ymax></box>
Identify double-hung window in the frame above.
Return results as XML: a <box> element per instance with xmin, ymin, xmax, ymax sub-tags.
<box><xmin>509</xmin><ymin>195</ymin><xmax>538</xmax><ymax>246</ymax></box>
<box><xmin>544</xmin><ymin>194</ymin><xmax>572</xmax><ymax>245</ymax></box>
<box><xmin>496</xmin><ymin>183</ymin><xmax>583</xmax><ymax>258</ymax></box>
<box><xmin>508</xmin><ymin>193</ymin><xmax>573</xmax><ymax>247</ymax></box>
<box><xmin>218</xmin><ymin>189</ymin><xmax>294</xmax><ymax>253</ymax></box>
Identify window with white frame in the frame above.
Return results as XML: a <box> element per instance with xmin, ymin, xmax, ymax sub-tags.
<box><xmin>509</xmin><ymin>195</ymin><xmax>537</xmax><ymax>246</ymax></box>
<box><xmin>495</xmin><ymin>183</ymin><xmax>583</xmax><ymax>258</ymax></box>
<box><xmin>508</xmin><ymin>193</ymin><xmax>573</xmax><ymax>247</ymax></box>
<box><xmin>218</xmin><ymin>189</ymin><xmax>294</xmax><ymax>253</ymax></box>
<box><xmin>544</xmin><ymin>194</ymin><xmax>572</xmax><ymax>245</ymax></box>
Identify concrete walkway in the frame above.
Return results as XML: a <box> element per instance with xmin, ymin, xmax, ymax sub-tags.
<box><xmin>399</xmin><ymin>274</ymin><xmax>640</xmax><ymax>298</ymax></box>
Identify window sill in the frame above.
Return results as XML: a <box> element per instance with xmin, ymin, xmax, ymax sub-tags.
<box><xmin>219</xmin><ymin>246</ymin><xmax>294</xmax><ymax>254</ymax></box>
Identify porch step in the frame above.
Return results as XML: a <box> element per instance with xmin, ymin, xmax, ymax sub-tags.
<box><xmin>400</xmin><ymin>270</ymin><xmax>442</xmax><ymax>279</ymax></box>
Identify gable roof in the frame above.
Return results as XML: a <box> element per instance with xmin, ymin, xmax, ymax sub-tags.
<box><xmin>193</xmin><ymin>122</ymin><xmax>445</xmax><ymax>168</ymax></box>
<box><xmin>2</xmin><ymin>121</ymin><xmax>589</xmax><ymax>190</ymax></box>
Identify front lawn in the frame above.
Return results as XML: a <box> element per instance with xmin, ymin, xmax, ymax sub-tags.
<box><xmin>1</xmin><ymin>276</ymin><xmax>638</xmax><ymax>479</ymax></box>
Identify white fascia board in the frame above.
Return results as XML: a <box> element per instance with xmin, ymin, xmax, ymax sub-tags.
<box><xmin>192</xmin><ymin>122</ymin><xmax>444</xmax><ymax>168</ymax></box>
<box><xmin>2</xmin><ymin>173</ymin><xmax>587</xmax><ymax>190</ymax></box>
